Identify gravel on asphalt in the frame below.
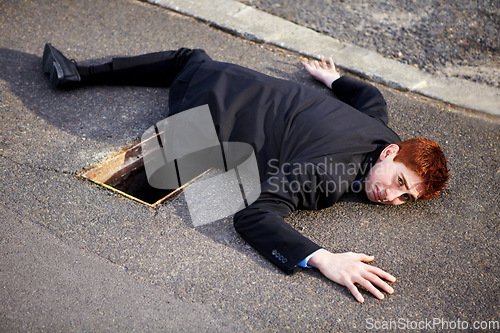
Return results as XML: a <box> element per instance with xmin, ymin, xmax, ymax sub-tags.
<box><xmin>243</xmin><ymin>0</ymin><xmax>500</xmax><ymax>88</ymax></box>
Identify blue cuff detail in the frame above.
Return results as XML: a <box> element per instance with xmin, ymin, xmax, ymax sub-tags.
<box><xmin>296</xmin><ymin>249</ymin><xmax>322</xmax><ymax>268</ymax></box>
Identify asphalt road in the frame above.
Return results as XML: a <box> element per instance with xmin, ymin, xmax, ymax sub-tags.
<box><xmin>0</xmin><ymin>0</ymin><xmax>498</xmax><ymax>331</ymax></box>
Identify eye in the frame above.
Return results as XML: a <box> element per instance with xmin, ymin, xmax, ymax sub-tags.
<box><xmin>401</xmin><ymin>193</ymin><xmax>410</xmax><ymax>202</ymax></box>
<box><xmin>398</xmin><ymin>176</ymin><xmax>404</xmax><ymax>186</ymax></box>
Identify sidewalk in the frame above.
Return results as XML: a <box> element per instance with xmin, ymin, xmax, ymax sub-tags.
<box><xmin>148</xmin><ymin>0</ymin><xmax>499</xmax><ymax>117</ymax></box>
<box><xmin>0</xmin><ymin>0</ymin><xmax>498</xmax><ymax>331</ymax></box>
<box><xmin>0</xmin><ymin>205</ymin><xmax>239</xmax><ymax>331</ymax></box>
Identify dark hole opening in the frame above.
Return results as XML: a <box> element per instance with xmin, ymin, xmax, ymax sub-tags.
<box><xmin>81</xmin><ymin>140</ymin><xmax>184</xmax><ymax>207</ymax></box>
<box><xmin>107</xmin><ymin>165</ymin><xmax>175</xmax><ymax>205</ymax></box>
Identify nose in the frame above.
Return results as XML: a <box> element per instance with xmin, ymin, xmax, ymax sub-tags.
<box><xmin>385</xmin><ymin>186</ymin><xmax>404</xmax><ymax>202</ymax></box>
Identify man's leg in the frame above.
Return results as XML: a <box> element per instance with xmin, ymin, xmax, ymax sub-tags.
<box><xmin>42</xmin><ymin>43</ymin><xmax>210</xmax><ymax>88</ymax></box>
<box><xmin>81</xmin><ymin>48</ymin><xmax>210</xmax><ymax>86</ymax></box>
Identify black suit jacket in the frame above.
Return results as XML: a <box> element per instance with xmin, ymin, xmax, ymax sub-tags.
<box><xmin>168</xmin><ymin>59</ymin><xmax>401</xmax><ymax>273</ymax></box>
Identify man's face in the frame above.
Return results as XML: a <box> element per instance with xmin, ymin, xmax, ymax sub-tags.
<box><xmin>364</xmin><ymin>144</ymin><xmax>425</xmax><ymax>205</ymax></box>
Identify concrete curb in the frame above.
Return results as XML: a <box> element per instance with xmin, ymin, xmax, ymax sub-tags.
<box><xmin>146</xmin><ymin>0</ymin><xmax>499</xmax><ymax>117</ymax></box>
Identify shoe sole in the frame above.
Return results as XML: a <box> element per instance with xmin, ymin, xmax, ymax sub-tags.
<box><xmin>43</xmin><ymin>44</ymin><xmax>60</xmax><ymax>88</ymax></box>
<box><xmin>49</xmin><ymin>61</ymin><xmax>64</xmax><ymax>88</ymax></box>
<box><xmin>42</xmin><ymin>43</ymin><xmax>55</xmax><ymax>74</ymax></box>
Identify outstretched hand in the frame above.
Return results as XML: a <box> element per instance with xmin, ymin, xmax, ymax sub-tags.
<box><xmin>302</xmin><ymin>56</ymin><xmax>341</xmax><ymax>88</ymax></box>
<box><xmin>307</xmin><ymin>249</ymin><xmax>396</xmax><ymax>303</ymax></box>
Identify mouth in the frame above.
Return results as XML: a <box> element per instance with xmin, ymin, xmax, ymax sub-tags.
<box><xmin>374</xmin><ymin>185</ymin><xmax>383</xmax><ymax>202</ymax></box>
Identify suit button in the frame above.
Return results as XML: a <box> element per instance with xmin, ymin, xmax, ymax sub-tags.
<box><xmin>272</xmin><ymin>250</ymin><xmax>277</xmax><ymax>256</ymax></box>
<box><xmin>283</xmin><ymin>258</ymin><xmax>288</xmax><ymax>263</ymax></box>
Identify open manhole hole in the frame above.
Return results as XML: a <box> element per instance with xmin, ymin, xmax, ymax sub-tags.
<box><xmin>80</xmin><ymin>104</ymin><xmax>260</xmax><ymax>220</ymax></box>
<box><xmin>81</xmin><ymin>137</ymin><xmax>203</xmax><ymax>208</ymax></box>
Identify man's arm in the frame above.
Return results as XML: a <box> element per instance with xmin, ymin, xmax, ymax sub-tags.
<box><xmin>234</xmin><ymin>197</ymin><xmax>322</xmax><ymax>273</ymax></box>
<box><xmin>234</xmin><ymin>164</ymin><xmax>325</xmax><ymax>273</ymax></box>
<box><xmin>234</xmin><ymin>163</ymin><xmax>396</xmax><ymax>303</ymax></box>
<box><xmin>303</xmin><ymin>56</ymin><xmax>389</xmax><ymax>124</ymax></box>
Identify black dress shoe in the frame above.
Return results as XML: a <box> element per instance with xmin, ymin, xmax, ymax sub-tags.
<box><xmin>42</xmin><ymin>43</ymin><xmax>81</xmax><ymax>88</ymax></box>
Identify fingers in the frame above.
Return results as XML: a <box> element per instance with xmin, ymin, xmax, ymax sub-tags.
<box><xmin>329</xmin><ymin>57</ymin><xmax>335</xmax><ymax>70</ymax></box>
<box><xmin>363</xmin><ymin>271</ymin><xmax>395</xmax><ymax>295</ymax></box>
<box><xmin>315</xmin><ymin>251</ymin><xmax>396</xmax><ymax>303</ymax></box>
<box><xmin>355</xmin><ymin>276</ymin><xmax>386</xmax><ymax>300</ymax></box>
<box><xmin>302</xmin><ymin>56</ymin><xmax>335</xmax><ymax>70</ymax></box>
<box><xmin>347</xmin><ymin>271</ymin><xmax>394</xmax><ymax>303</ymax></box>
<box><xmin>346</xmin><ymin>253</ymin><xmax>396</xmax><ymax>302</ymax></box>
<box><xmin>348</xmin><ymin>252</ymin><xmax>374</xmax><ymax>262</ymax></box>
<box><xmin>303</xmin><ymin>60</ymin><xmax>320</xmax><ymax>69</ymax></box>
<box><xmin>359</xmin><ymin>253</ymin><xmax>375</xmax><ymax>262</ymax></box>
<box><xmin>368</xmin><ymin>265</ymin><xmax>397</xmax><ymax>283</ymax></box>
<box><xmin>321</xmin><ymin>55</ymin><xmax>336</xmax><ymax>69</ymax></box>
<box><xmin>355</xmin><ymin>253</ymin><xmax>397</xmax><ymax>283</ymax></box>
<box><xmin>302</xmin><ymin>61</ymin><xmax>317</xmax><ymax>74</ymax></box>
<box><xmin>345</xmin><ymin>281</ymin><xmax>365</xmax><ymax>303</ymax></box>
<box><xmin>355</xmin><ymin>263</ymin><xmax>396</xmax><ymax>301</ymax></box>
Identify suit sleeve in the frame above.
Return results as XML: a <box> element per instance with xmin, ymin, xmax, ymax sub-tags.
<box><xmin>233</xmin><ymin>162</ymin><xmax>333</xmax><ymax>274</ymax></box>
<box><xmin>331</xmin><ymin>75</ymin><xmax>389</xmax><ymax>124</ymax></box>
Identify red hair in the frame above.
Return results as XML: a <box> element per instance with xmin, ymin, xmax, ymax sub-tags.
<box><xmin>393</xmin><ymin>137</ymin><xmax>449</xmax><ymax>200</ymax></box>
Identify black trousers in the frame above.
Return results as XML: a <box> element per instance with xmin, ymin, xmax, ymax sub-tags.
<box><xmin>81</xmin><ymin>48</ymin><xmax>211</xmax><ymax>87</ymax></box>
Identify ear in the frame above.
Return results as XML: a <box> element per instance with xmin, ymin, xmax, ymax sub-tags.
<box><xmin>378</xmin><ymin>144</ymin><xmax>400</xmax><ymax>161</ymax></box>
